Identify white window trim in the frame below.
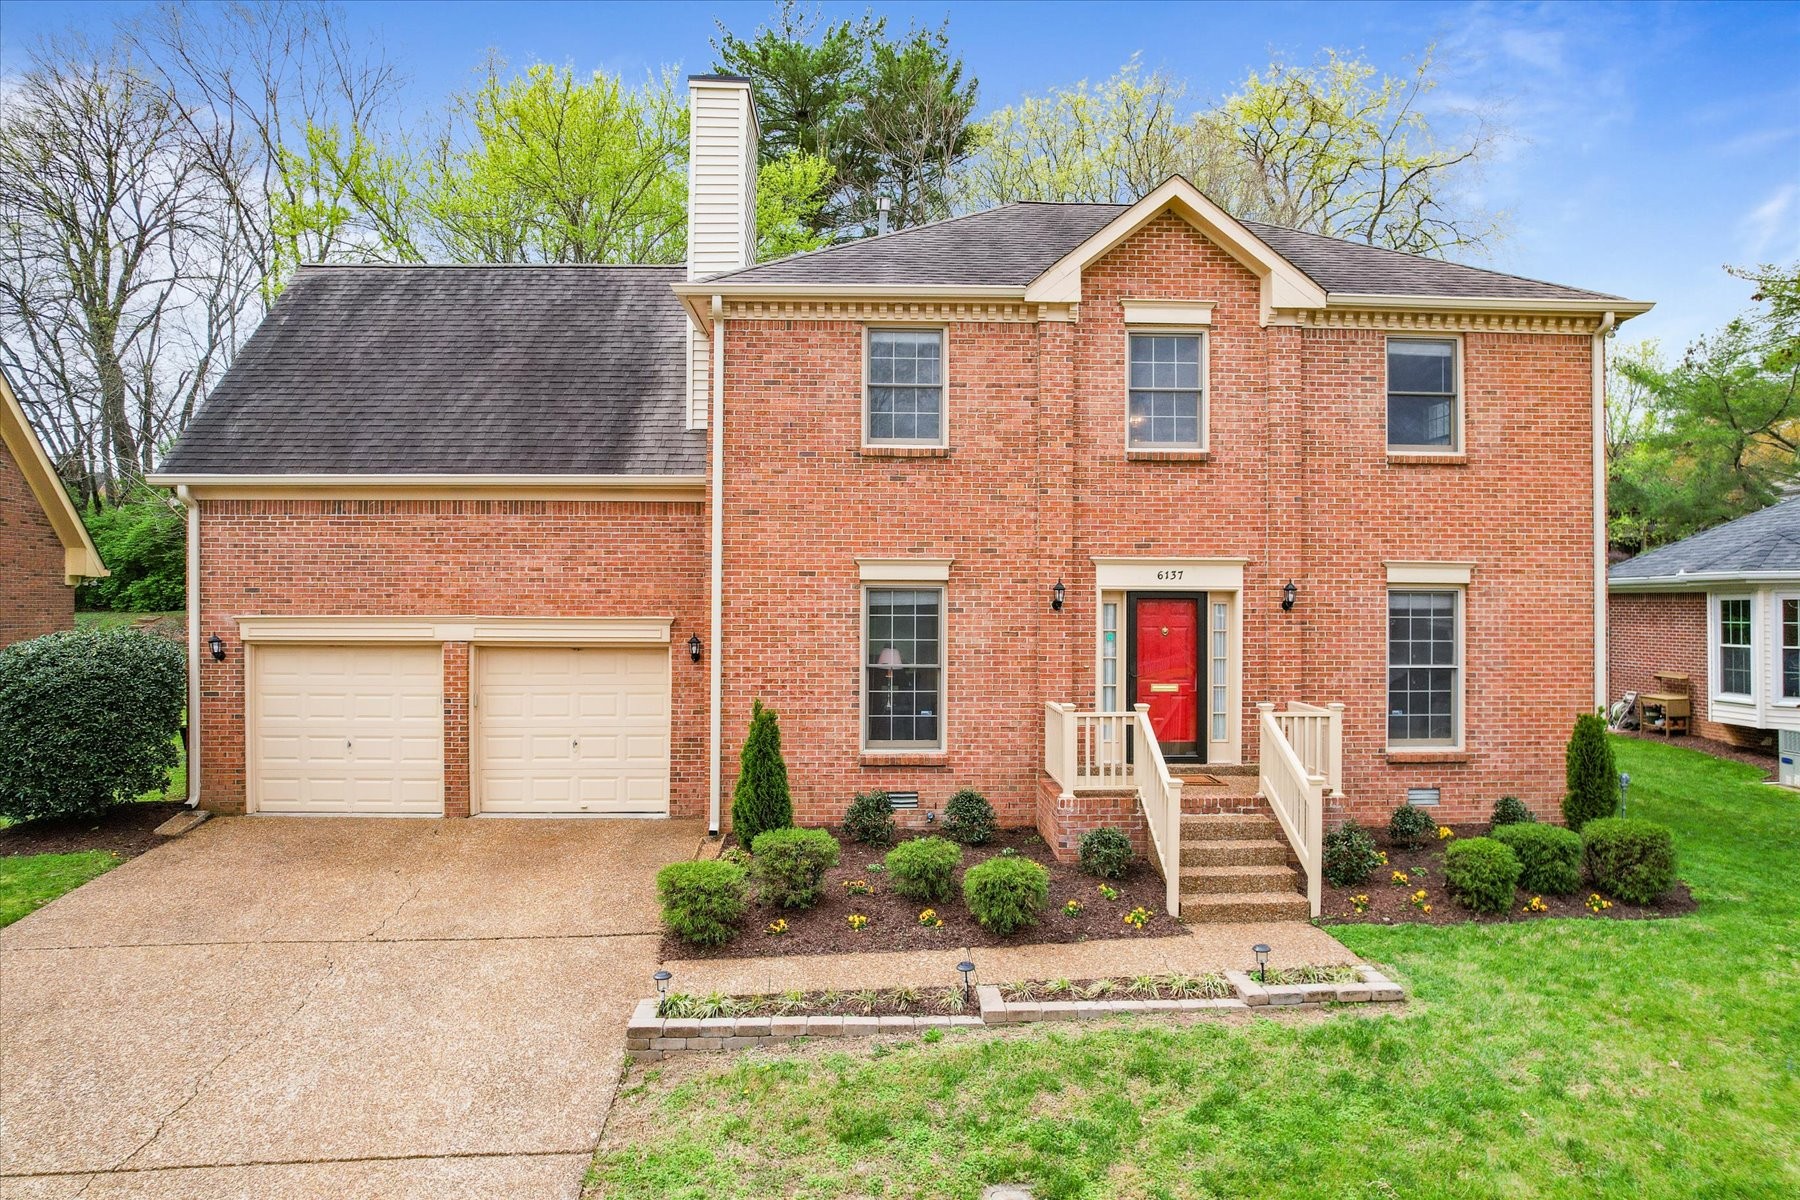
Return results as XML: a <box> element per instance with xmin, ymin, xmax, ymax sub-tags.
<box><xmin>1385</xmin><ymin>332</ymin><xmax>1464</xmax><ymax>454</ymax></box>
<box><xmin>1121</xmin><ymin>298</ymin><xmax>1214</xmax><ymax>327</ymax></box>
<box><xmin>1386</xmin><ymin>586</ymin><xmax>1465</xmax><ymax>751</ymax></box>
<box><xmin>1711</xmin><ymin>592</ymin><xmax>1757</xmax><ymax>704</ymax></box>
<box><xmin>857</xmin><ymin>557</ymin><xmax>953</xmax><ymax>583</ymax></box>
<box><xmin>1386</xmin><ymin>561</ymin><xmax>1474</xmax><ymax>586</ymax></box>
<box><xmin>860</xmin><ymin>582</ymin><xmax>948</xmax><ymax>754</ymax></box>
<box><xmin>863</xmin><ymin>324</ymin><xmax>949</xmax><ymax>449</ymax></box>
<box><xmin>1778</xmin><ymin>592</ymin><xmax>1800</xmax><ymax>706</ymax></box>
<box><xmin>1124</xmin><ymin>327</ymin><xmax>1210</xmax><ymax>451</ymax></box>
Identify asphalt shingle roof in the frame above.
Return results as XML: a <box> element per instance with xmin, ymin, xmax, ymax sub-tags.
<box><xmin>1610</xmin><ymin>496</ymin><xmax>1800</xmax><ymax>583</ymax></box>
<box><xmin>159</xmin><ymin>264</ymin><xmax>704</xmax><ymax>476</ymax></box>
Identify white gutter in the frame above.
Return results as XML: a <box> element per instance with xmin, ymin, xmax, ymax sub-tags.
<box><xmin>176</xmin><ymin>485</ymin><xmax>202</xmax><ymax>808</ymax></box>
<box><xmin>145</xmin><ymin>473</ymin><xmax>705</xmax><ymax>490</ymax></box>
<box><xmin>1593</xmin><ymin>311</ymin><xmax>1617</xmax><ymax>710</ymax></box>
<box><xmin>1609</xmin><ymin>571</ymin><xmax>1800</xmax><ymax>591</ymax></box>
<box><xmin>709</xmin><ymin>295</ymin><xmax>725</xmax><ymax>836</ymax></box>
<box><xmin>1326</xmin><ymin>293</ymin><xmax>1655</xmax><ymax>316</ymax></box>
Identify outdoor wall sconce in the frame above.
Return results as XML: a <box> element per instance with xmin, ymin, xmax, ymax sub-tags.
<box><xmin>687</xmin><ymin>633</ymin><xmax>703</xmax><ymax>663</ymax></box>
<box><xmin>1281</xmin><ymin>581</ymin><xmax>1298</xmax><ymax>611</ymax></box>
<box><xmin>1252</xmin><ymin>943</ymin><xmax>1271</xmax><ymax>983</ymax></box>
<box><xmin>1051</xmin><ymin>580</ymin><xmax>1066</xmax><ymax>611</ymax></box>
<box><xmin>208</xmin><ymin>633</ymin><xmax>226</xmax><ymax>662</ymax></box>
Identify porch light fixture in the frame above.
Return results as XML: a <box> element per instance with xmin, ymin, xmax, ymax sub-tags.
<box><xmin>1252</xmin><ymin>943</ymin><xmax>1271</xmax><ymax>983</ymax></box>
<box><xmin>1052</xmin><ymin>580</ymin><xmax>1066</xmax><ymax>611</ymax></box>
<box><xmin>1619</xmin><ymin>771</ymin><xmax>1631</xmax><ymax>817</ymax></box>
<box><xmin>653</xmin><ymin>969</ymin><xmax>672</xmax><ymax>997</ymax></box>
<box><xmin>208</xmin><ymin>633</ymin><xmax>226</xmax><ymax>662</ymax></box>
<box><xmin>687</xmin><ymin>633</ymin><xmax>703</xmax><ymax>663</ymax></box>
<box><xmin>1281</xmin><ymin>582</ymin><xmax>1298</xmax><ymax>612</ymax></box>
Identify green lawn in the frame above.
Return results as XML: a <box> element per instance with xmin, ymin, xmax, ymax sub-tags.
<box><xmin>0</xmin><ymin>850</ymin><xmax>122</xmax><ymax>927</ymax></box>
<box><xmin>73</xmin><ymin>610</ymin><xmax>183</xmax><ymax>631</ymax></box>
<box><xmin>585</xmin><ymin>737</ymin><xmax>1799</xmax><ymax>1200</ymax></box>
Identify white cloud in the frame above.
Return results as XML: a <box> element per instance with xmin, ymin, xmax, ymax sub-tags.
<box><xmin>1739</xmin><ymin>184</ymin><xmax>1799</xmax><ymax>261</ymax></box>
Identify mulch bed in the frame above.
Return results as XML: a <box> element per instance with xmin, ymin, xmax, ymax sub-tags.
<box><xmin>0</xmin><ymin>800</ymin><xmax>188</xmax><ymax>860</ymax></box>
<box><xmin>1320</xmin><ymin>824</ymin><xmax>1696</xmax><ymax>926</ymax></box>
<box><xmin>664</xmin><ymin>828</ymin><xmax>1185</xmax><ymax>959</ymax></box>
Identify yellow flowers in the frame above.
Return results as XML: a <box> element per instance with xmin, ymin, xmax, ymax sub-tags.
<box><xmin>1375</xmin><ymin>850</ymin><xmax>1390</xmax><ymax>866</ymax></box>
<box><xmin>1096</xmin><ymin>883</ymin><xmax>1121</xmax><ymax>901</ymax></box>
<box><xmin>1523</xmin><ymin>896</ymin><xmax>1549</xmax><ymax>914</ymax></box>
<box><xmin>917</xmin><ymin>908</ymin><xmax>943</xmax><ymax>928</ymax></box>
<box><xmin>1063</xmin><ymin>899</ymin><xmax>1083</xmax><ymax>917</ymax></box>
<box><xmin>1350</xmin><ymin>893</ymin><xmax>1371</xmax><ymax>914</ymax></box>
<box><xmin>842</xmin><ymin>879</ymin><xmax>873</xmax><ymax>896</ymax></box>
<box><xmin>847</xmin><ymin>913</ymin><xmax>869</xmax><ymax>930</ymax></box>
<box><xmin>1410</xmin><ymin>889</ymin><xmax>1429</xmax><ymax>913</ymax></box>
<box><xmin>1123</xmin><ymin>905</ymin><xmax>1153</xmax><ymax>929</ymax></box>
<box><xmin>1586</xmin><ymin>893</ymin><xmax>1613</xmax><ymax>914</ymax></box>
<box><xmin>765</xmin><ymin>918</ymin><xmax>789</xmax><ymax>936</ymax></box>
<box><xmin>1437</xmin><ymin>826</ymin><xmax>1456</xmax><ymax>840</ymax></box>
<box><xmin>1391</xmin><ymin>870</ymin><xmax>1410</xmax><ymax>886</ymax></box>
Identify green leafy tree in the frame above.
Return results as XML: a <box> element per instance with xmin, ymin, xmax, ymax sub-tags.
<box><xmin>79</xmin><ymin>489</ymin><xmax>185</xmax><ymax>612</ymax></box>
<box><xmin>731</xmin><ymin>700</ymin><xmax>793</xmax><ymax>846</ymax></box>
<box><xmin>1562</xmin><ymin>712</ymin><xmax>1618</xmax><ymax>832</ymax></box>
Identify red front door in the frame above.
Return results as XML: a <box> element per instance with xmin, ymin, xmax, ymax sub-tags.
<box><xmin>1132</xmin><ymin>596</ymin><xmax>1201</xmax><ymax>757</ymax></box>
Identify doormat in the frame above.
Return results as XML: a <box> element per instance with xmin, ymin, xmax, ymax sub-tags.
<box><xmin>1181</xmin><ymin>773</ymin><xmax>1225</xmax><ymax>786</ymax></box>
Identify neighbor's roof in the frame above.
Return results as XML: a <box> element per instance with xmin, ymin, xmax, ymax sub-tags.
<box><xmin>1609</xmin><ymin>495</ymin><xmax>1800</xmax><ymax>586</ymax></box>
<box><xmin>703</xmin><ymin>201</ymin><xmax>1622</xmax><ymax>302</ymax></box>
<box><xmin>157</xmin><ymin>265</ymin><xmax>703</xmax><ymax>477</ymax></box>
<box><xmin>0</xmin><ymin>366</ymin><xmax>107</xmax><ymax>581</ymax></box>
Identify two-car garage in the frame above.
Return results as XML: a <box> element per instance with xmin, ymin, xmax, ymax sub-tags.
<box><xmin>244</xmin><ymin>620</ymin><xmax>674</xmax><ymax>818</ymax></box>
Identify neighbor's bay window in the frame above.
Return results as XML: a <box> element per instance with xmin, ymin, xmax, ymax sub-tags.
<box><xmin>865</xmin><ymin>587</ymin><xmax>943</xmax><ymax>749</ymax></box>
<box><xmin>866</xmin><ymin>328</ymin><xmax>944</xmax><ymax>445</ymax></box>
<box><xmin>1387</xmin><ymin>337</ymin><xmax>1459</xmax><ymax>450</ymax></box>
<box><xmin>1388</xmin><ymin>589</ymin><xmax>1461</xmax><ymax>746</ymax></box>
<box><xmin>1784</xmin><ymin>598</ymin><xmax>1799</xmax><ymax>701</ymax></box>
<box><xmin>1717</xmin><ymin>596</ymin><xmax>1754</xmax><ymax>698</ymax></box>
<box><xmin>1128</xmin><ymin>332</ymin><xmax>1205</xmax><ymax>448</ymax></box>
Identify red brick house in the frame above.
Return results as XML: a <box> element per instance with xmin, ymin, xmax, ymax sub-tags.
<box><xmin>152</xmin><ymin>77</ymin><xmax>1652</xmax><ymax>917</ymax></box>
<box><xmin>1</xmin><ymin>368</ymin><xmax>107</xmax><ymax>645</ymax></box>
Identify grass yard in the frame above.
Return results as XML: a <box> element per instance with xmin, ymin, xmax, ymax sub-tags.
<box><xmin>72</xmin><ymin>610</ymin><xmax>184</xmax><ymax>632</ymax></box>
<box><xmin>0</xmin><ymin>850</ymin><xmax>123</xmax><ymax>927</ymax></box>
<box><xmin>586</xmin><ymin>737</ymin><xmax>1799</xmax><ymax>1200</ymax></box>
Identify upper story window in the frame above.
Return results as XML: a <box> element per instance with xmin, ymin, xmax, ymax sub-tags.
<box><xmin>866</xmin><ymin>328</ymin><xmax>944</xmax><ymax>445</ymax></box>
<box><xmin>1388</xmin><ymin>588</ymin><xmax>1461</xmax><ymax>747</ymax></box>
<box><xmin>1387</xmin><ymin>337</ymin><xmax>1459</xmax><ymax>450</ymax></box>
<box><xmin>1717</xmin><ymin>596</ymin><xmax>1754</xmax><ymax>698</ymax></box>
<box><xmin>1127</xmin><ymin>332</ymin><xmax>1205</xmax><ymax>449</ymax></box>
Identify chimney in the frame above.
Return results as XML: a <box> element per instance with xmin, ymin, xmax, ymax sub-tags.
<box><xmin>686</xmin><ymin>75</ymin><xmax>758</xmax><ymax>280</ymax></box>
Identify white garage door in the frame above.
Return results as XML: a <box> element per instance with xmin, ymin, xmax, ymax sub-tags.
<box><xmin>252</xmin><ymin>644</ymin><xmax>444</xmax><ymax>815</ymax></box>
<box><xmin>476</xmin><ymin>646</ymin><xmax>670</xmax><ymax>815</ymax></box>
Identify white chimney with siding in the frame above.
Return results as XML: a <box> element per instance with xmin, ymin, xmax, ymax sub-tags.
<box><xmin>685</xmin><ymin>75</ymin><xmax>758</xmax><ymax>429</ymax></box>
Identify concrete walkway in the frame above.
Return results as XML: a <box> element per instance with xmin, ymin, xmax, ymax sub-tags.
<box><xmin>0</xmin><ymin>816</ymin><xmax>707</xmax><ymax>1200</ymax></box>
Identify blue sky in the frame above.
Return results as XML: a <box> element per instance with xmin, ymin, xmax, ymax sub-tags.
<box><xmin>4</xmin><ymin>0</ymin><xmax>1797</xmax><ymax>351</ymax></box>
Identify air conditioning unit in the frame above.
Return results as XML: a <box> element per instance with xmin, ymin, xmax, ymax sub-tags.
<box><xmin>1781</xmin><ymin>729</ymin><xmax>1799</xmax><ymax>788</ymax></box>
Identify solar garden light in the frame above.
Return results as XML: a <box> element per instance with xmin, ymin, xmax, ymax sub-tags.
<box><xmin>957</xmin><ymin>958</ymin><xmax>976</xmax><ymax>997</ymax></box>
<box><xmin>653</xmin><ymin>969</ymin><xmax>672</xmax><ymax>998</ymax></box>
<box><xmin>1619</xmin><ymin>772</ymin><xmax>1631</xmax><ymax>817</ymax></box>
<box><xmin>1252</xmin><ymin>944</ymin><xmax>1271</xmax><ymax>983</ymax></box>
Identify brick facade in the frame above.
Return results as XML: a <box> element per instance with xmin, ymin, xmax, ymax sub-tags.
<box><xmin>1</xmin><ymin>440</ymin><xmax>74</xmax><ymax>646</ymax></box>
<box><xmin>1607</xmin><ymin>590</ymin><xmax>1768</xmax><ymax>746</ymax></box>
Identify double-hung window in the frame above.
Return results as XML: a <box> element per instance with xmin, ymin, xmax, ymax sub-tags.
<box><xmin>1387</xmin><ymin>337</ymin><xmax>1459</xmax><ymax>450</ymax></box>
<box><xmin>864</xmin><ymin>587</ymin><xmax>943</xmax><ymax>750</ymax></box>
<box><xmin>1127</xmin><ymin>332</ymin><xmax>1205</xmax><ymax>449</ymax></box>
<box><xmin>866</xmin><ymin>328</ymin><xmax>944</xmax><ymax>445</ymax></box>
<box><xmin>1783</xmin><ymin>598</ymin><xmax>1799</xmax><ymax>701</ymax></box>
<box><xmin>1717</xmin><ymin>596</ymin><xmax>1754</xmax><ymax>698</ymax></box>
<box><xmin>1388</xmin><ymin>589</ymin><xmax>1461</xmax><ymax>746</ymax></box>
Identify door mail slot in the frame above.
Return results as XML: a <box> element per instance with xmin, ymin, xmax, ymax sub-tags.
<box><xmin>1148</xmin><ymin>683</ymin><xmax>1180</xmax><ymax>693</ymax></box>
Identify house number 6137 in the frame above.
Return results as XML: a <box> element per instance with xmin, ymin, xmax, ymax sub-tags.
<box><xmin>1156</xmin><ymin>569</ymin><xmax>1184</xmax><ymax>581</ymax></box>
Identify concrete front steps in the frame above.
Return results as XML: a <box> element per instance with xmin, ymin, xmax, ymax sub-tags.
<box><xmin>1177</xmin><ymin>811</ymin><xmax>1310</xmax><ymax>922</ymax></box>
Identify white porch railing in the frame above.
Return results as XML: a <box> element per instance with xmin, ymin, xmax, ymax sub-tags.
<box><xmin>1044</xmin><ymin>702</ymin><xmax>1184</xmax><ymax>917</ymax></box>
<box><xmin>1257</xmin><ymin>701</ymin><xmax>1340</xmax><ymax>918</ymax></box>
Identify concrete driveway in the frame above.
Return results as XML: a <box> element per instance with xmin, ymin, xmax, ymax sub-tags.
<box><xmin>0</xmin><ymin>815</ymin><xmax>706</xmax><ymax>1199</ymax></box>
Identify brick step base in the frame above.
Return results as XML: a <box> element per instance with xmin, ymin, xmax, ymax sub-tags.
<box><xmin>1180</xmin><ymin>837</ymin><xmax>1289</xmax><ymax>868</ymax></box>
<box><xmin>1180</xmin><ymin>890</ymin><xmax>1311</xmax><ymax>922</ymax></box>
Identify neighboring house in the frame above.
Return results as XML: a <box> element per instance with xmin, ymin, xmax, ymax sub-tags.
<box><xmin>151</xmin><ymin>77</ymin><xmax>1652</xmax><ymax>913</ymax></box>
<box><xmin>1</xmin><ymin>368</ymin><xmax>107</xmax><ymax>646</ymax></box>
<box><xmin>1609</xmin><ymin>496</ymin><xmax>1800</xmax><ymax>771</ymax></box>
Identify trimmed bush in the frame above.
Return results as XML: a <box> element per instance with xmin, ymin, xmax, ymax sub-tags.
<box><xmin>730</xmin><ymin>700</ymin><xmax>792</xmax><ymax>848</ymax></box>
<box><xmin>1444</xmin><ymin>837</ymin><xmax>1522</xmax><ymax>914</ymax></box>
<box><xmin>1562</xmin><ymin>711</ymin><xmax>1618</xmax><ymax>831</ymax></box>
<box><xmin>885</xmin><ymin>836</ymin><xmax>963</xmax><ymax>902</ymax></box>
<box><xmin>962</xmin><ymin>856</ymin><xmax>1050</xmax><ymax>935</ymax></box>
<box><xmin>1492</xmin><ymin>822</ymin><xmax>1582</xmax><ymax>895</ymax></box>
<box><xmin>0</xmin><ymin>628</ymin><xmax>185</xmax><ymax>823</ymax></box>
<box><xmin>750</xmin><ymin>827</ymin><xmax>840</xmax><ymax>908</ymax></box>
<box><xmin>844</xmin><ymin>790</ymin><xmax>896</xmax><ymax>845</ymax></box>
<box><xmin>941</xmin><ymin>787</ymin><xmax>998</xmax><ymax>846</ymax></box>
<box><xmin>1388</xmin><ymin>803</ymin><xmax>1436</xmax><ymax>850</ymax></box>
<box><xmin>1491</xmin><ymin>795</ymin><xmax>1536</xmax><ymax>828</ymax></box>
<box><xmin>1582</xmin><ymin>818</ymin><xmax>1677</xmax><ymax>905</ymax></box>
<box><xmin>1077</xmin><ymin>827</ymin><xmax>1134</xmax><ymax>879</ymax></box>
<box><xmin>1323</xmin><ymin>821</ymin><xmax>1381</xmax><ymax>887</ymax></box>
<box><xmin>655</xmin><ymin>860</ymin><xmax>748</xmax><ymax>946</ymax></box>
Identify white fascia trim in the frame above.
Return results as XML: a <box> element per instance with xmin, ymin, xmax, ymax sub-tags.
<box><xmin>236</xmin><ymin>615</ymin><xmax>674</xmax><ymax>645</ymax></box>
<box><xmin>673</xmin><ymin>282</ymin><xmax>1026</xmax><ymax>299</ymax></box>
<box><xmin>1326</xmin><ymin>294</ymin><xmax>1655</xmax><ymax>317</ymax></box>
<box><xmin>1387</xmin><ymin>561</ymin><xmax>1475</xmax><ymax>586</ymax></box>
<box><xmin>1610</xmin><ymin>572</ymin><xmax>1800</xmax><ymax>591</ymax></box>
<box><xmin>857</xmin><ymin>557</ymin><xmax>954</xmax><ymax>582</ymax></box>
<box><xmin>148</xmin><ymin>473</ymin><xmax>704</xmax><ymax>489</ymax></box>
<box><xmin>1121</xmin><ymin>299</ymin><xmax>1214</xmax><ymax>326</ymax></box>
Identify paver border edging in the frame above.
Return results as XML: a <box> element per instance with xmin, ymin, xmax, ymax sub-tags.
<box><xmin>627</xmin><ymin>966</ymin><xmax>1404</xmax><ymax>1060</ymax></box>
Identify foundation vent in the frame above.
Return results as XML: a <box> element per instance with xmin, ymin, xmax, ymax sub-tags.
<box><xmin>888</xmin><ymin>790</ymin><xmax>920</xmax><ymax>810</ymax></box>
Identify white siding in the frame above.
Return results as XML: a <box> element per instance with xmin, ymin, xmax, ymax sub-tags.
<box><xmin>685</xmin><ymin>77</ymin><xmax>757</xmax><ymax>430</ymax></box>
<box><xmin>688</xmin><ymin>319</ymin><xmax>710</xmax><ymax>429</ymax></box>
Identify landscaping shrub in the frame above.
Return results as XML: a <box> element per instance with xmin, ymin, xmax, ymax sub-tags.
<box><xmin>655</xmin><ymin>860</ymin><xmax>748</xmax><ymax>946</ymax></box>
<box><xmin>0</xmin><ymin>628</ymin><xmax>185</xmax><ymax>823</ymax></box>
<box><xmin>962</xmin><ymin>856</ymin><xmax>1050</xmax><ymax>935</ymax></box>
<box><xmin>1582</xmin><ymin>817</ymin><xmax>1677</xmax><ymax>905</ymax></box>
<box><xmin>941</xmin><ymin>787</ymin><xmax>997</xmax><ymax>845</ymax></box>
<box><xmin>750</xmin><ymin>827</ymin><xmax>840</xmax><ymax>909</ymax></box>
<box><xmin>1443</xmin><ymin>837</ymin><xmax>1522</xmax><ymax>914</ymax></box>
<box><xmin>1491</xmin><ymin>795</ymin><xmax>1535</xmax><ymax>828</ymax></box>
<box><xmin>1323</xmin><ymin>821</ymin><xmax>1381</xmax><ymax>887</ymax></box>
<box><xmin>1388</xmin><ymin>802</ymin><xmax>1436</xmax><ymax>850</ymax></box>
<box><xmin>1492</xmin><ymin>822</ymin><xmax>1582</xmax><ymax>895</ymax></box>
<box><xmin>1077</xmin><ymin>827</ymin><xmax>1134</xmax><ymax>879</ymax></box>
<box><xmin>844</xmin><ymin>790</ymin><xmax>896</xmax><ymax>845</ymax></box>
<box><xmin>1562</xmin><ymin>711</ymin><xmax>1618</xmax><ymax>831</ymax></box>
<box><xmin>885</xmin><ymin>836</ymin><xmax>963</xmax><ymax>902</ymax></box>
<box><xmin>730</xmin><ymin>700</ymin><xmax>792</xmax><ymax>848</ymax></box>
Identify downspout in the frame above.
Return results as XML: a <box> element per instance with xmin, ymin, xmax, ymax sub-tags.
<box><xmin>1592</xmin><ymin>311</ymin><xmax>1616</xmax><ymax>711</ymax></box>
<box><xmin>709</xmin><ymin>295</ymin><xmax>725</xmax><ymax>835</ymax></box>
<box><xmin>176</xmin><ymin>485</ymin><xmax>202</xmax><ymax>807</ymax></box>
